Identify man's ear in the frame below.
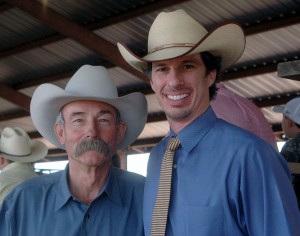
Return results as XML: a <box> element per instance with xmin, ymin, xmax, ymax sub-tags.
<box><xmin>290</xmin><ymin>119</ymin><xmax>298</xmax><ymax>128</ymax></box>
<box><xmin>0</xmin><ymin>156</ymin><xmax>8</xmax><ymax>169</ymax></box>
<box><xmin>207</xmin><ymin>70</ymin><xmax>217</xmax><ymax>87</ymax></box>
<box><xmin>0</xmin><ymin>156</ymin><xmax>5</xmax><ymax>165</ymax></box>
<box><xmin>117</xmin><ymin>121</ymin><xmax>127</xmax><ymax>145</ymax></box>
<box><xmin>54</xmin><ymin>123</ymin><xmax>65</xmax><ymax>145</ymax></box>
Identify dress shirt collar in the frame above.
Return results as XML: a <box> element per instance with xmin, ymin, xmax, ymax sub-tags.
<box><xmin>54</xmin><ymin>165</ymin><xmax>73</xmax><ymax>211</ymax></box>
<box><xmin>170</xmin><ymin>106</ymin><xmax>218</xmax><ymax>153</ymax></box>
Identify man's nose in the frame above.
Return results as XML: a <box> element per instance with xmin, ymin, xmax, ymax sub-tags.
<box><xmin>167</xmin><ymin>69</ymin><xmax>183</xmax><ymax>86</ymax></box>
<box><xmin>86</xmin><ymin>120</ymin><xmax>99</xmax><ymax>138</ymax></box>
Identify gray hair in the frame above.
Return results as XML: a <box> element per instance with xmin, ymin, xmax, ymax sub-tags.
<box><xmin>55</xmin><ymin>111</ymin><xmax>65</xmax><ymax>126</ymax></box>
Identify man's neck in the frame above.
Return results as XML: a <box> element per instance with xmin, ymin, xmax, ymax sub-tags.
<box><xmin>68</xmin><ymin>162</ymin><xmax>111</xmax><ymax>205</ymax></box>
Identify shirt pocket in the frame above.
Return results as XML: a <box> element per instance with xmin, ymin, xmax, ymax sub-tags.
<box><xmin>182</xmin><ymin>205</ymin><xmax>224</xmax><ymax>235</ymax></box>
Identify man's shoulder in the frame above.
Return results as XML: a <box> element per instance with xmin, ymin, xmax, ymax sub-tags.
<box><xmin>0</xmin><ymin>171</ymin><xmax>63</xmax><ymax>210</ymax></box>
<box><xmin>292</xmin><ymin>133</ymin><xmax>300</xmax><ymax>143</ymax></box>
<box><xmin>282</xmin><ymin>135</ymin><xmax>300</xmax><ymax>149</ymax></box>
<box><xmin>281</xmin><ymin>136</ymin><xmax>300</xmax><ymax>162</ymax></box>
<box><xmin>111</xmin><ymin>167</ymin><xmax>145</xmax><ymax>185</ymax></box>
<box><xmin>9</xmin><ymin>170</ymin><xmax>62</xmax><ymax>195</ymax></box>
<box><xmin>112</xmin><ymin>167</ymin><xmax>145</xmax><ymax>182</ymax></box>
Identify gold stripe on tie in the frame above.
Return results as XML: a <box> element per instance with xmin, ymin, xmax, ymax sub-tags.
<box><xmin>151</xmin><ymin>137</ymin><xmax>181</xmax><ymax>236</ymax></box>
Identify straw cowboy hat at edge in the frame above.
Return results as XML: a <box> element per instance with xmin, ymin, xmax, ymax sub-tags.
<box><xmin>0</xmin><ymin>127</ymin><xmax>47</xmax><ymax>162</ymax></box>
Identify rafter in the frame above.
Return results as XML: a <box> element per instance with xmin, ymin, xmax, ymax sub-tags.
<box><xmin>0</xmin><ymin>83</ymin><xmax>31</xmax><ymax>111</ymax></box>
<box><xmin>244</xmin><ymin>13</ymin><xmax>300</xmax><ymax>36</ymax></box>
<box><xmin>2</xmin><ymin>0</ymin><xmax>189</xmax><ymax>59</ymax></box>
<box><xmin>8</xmin><ymin>0</ymin><xmax>148</xmax><ymax>81</ymax></box>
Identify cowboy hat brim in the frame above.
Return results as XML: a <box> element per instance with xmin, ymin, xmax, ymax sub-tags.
<box><xmin>117</xmin><ymin>22</ymin><xmax>245</xmax><ymax>72</ymax></box>
<box><xmin>1</xmin><ymin>139</ymin><xmax>48</xmax><ymax>162</ymax></box>
<box><xmin>30</xmin><ymin>83</ymin><xmax>147</xmax><ymax>150</ymax></box>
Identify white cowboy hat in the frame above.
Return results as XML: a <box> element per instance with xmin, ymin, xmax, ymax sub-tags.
<box><xmin>30</xmin><ymin>65</ymin><xmax>148</xmax><ymax>150</ymax></box>
<box><xmin>0</xmin><ymin>127</ymin><xmax>48</xmax><ymax>162</ymax></box>
<box><xmin>117</xmin><ymin>9</ymin><xmax>245</xmax><ymax>72</ymax></box>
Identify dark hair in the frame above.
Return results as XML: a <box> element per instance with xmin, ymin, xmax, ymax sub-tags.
<box><xmin>142</xmin><ymin>51</ymin><xmax>222</xmax><ymax>100</ymax></box>
<box><xmin>200</xmin><ymin>51</ymin><xmax>222</xmax><ymax>100</ymax></box>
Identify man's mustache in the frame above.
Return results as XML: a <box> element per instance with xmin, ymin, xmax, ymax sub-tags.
<box><xmin>74</xmin><ymin>139</ymin><xmax>112</xmax><ymax>158</ymax></box>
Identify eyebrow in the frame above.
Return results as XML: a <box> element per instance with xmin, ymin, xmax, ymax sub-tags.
<box><xmin>153</xmin><ymin>59</ymin><xmax>199</xmax><ymax>68</ymax></box>
<box><xmin>69</xmin><ymin>110</ymin><xmax>114</xmax><ymax>119</ymax></box>
<box><xmin>70</xmin><ymin>111</ymin><xmax>85</xmax><ymax>117</ymax></box>
<box><xmin>152</xmin><ymin>62</ymin><xmax>167</xmax><ymax>68</ymax></box>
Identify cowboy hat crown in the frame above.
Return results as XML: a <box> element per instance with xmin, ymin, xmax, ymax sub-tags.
<box><xmin>0</xmin><ymin>127</ymin><xmax>47</xmax><ymax>162</ymax></box>
<box><xmin>117</xmin><ymin>9</ymin><xmax>245</xmax><ymax>72</ymax></box>
<box><xmin>30</xmin><ymin>65</ymin><xmax>148</xmax><ymax>150</ymax></box>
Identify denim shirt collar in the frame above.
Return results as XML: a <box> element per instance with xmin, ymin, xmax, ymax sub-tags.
<box><xmin>54</xmin><ymin>165</ymin><xmax>122</xmax><ymax>211</ymax></box>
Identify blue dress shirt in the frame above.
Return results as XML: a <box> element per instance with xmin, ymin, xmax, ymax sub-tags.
<box><xmin>0</xmin><ymin>166</ymin><xmax>145</xmax><ymax>236</ymax></box>
<box><xmin>144</xmin><ymin>107</ymin><xmax>300</xmax><ymax>236</ymax></box>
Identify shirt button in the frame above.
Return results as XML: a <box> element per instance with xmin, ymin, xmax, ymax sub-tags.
<box><xmin>173</xmin><ymin>164</ymin><xmax>177</xmax><ymax>169</ymax></box>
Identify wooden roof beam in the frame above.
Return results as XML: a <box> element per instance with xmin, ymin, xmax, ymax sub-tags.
<box><xmin>244</xmin><ymin>13</ymin><xmax>300</xmax><ymax>36</ymax></box>
<box><xmin>2</xmin><ymin>0</ymin><xmax>189</xmax><ymax>59</ymax></box>
<box><xmin>8</xmin><ymin>0</ymin><xmax>148</xmax><ymax>82</ymax></box>
<box><xmin>0</xmin><ymin>83</ymin><xmax>31</xmax><ymax>111</ymax></box>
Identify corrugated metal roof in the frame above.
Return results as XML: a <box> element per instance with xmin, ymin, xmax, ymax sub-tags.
<box><xmin>0</xmin><ymin>0</ymin><xmax>299</xmax><ymax>157</ymax></box>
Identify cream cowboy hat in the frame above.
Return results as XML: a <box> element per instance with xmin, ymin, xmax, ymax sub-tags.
<box><xmin>0</xmin><ymin>127</ymin><xmax>48</xmax><ymax>162</ymax></box>
<box><xmin>117</xmin><ymin>9</ymin><xmax>245</xmax><ymax>72</ymax></box>
<box><xmin>30</xmin><ymin>65</ymin><xmax>148</xmax><ymax>150</ymax></box>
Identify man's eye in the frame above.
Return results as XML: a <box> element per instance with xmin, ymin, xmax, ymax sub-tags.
<box><xmin>183</xmin><ymin>64</ymin><xmax>194</xmax><ymax>69</ymax></box>
<box><xmin>99</xmin><ymin>119</ymin><xmax>110</xmax><ymax>124</ymax></box>
<box><xmin>155</xmin><ymin>67</ymin><xmax>167</xmax><ymax>72</ymax></box>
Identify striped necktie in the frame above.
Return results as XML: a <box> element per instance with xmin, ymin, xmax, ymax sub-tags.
<box><xmin>151</xmin><ymin>137</ymin><xmax>181</xmax><ymax>236</ymax></box>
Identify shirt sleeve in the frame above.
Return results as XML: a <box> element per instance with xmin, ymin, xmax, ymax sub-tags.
<box><xmin>238</xmin><ymin>142</ymin><xmax>300</xmax><ymax>235</ymax></box>
<box><xmin>0</xmin><ymin>197</ymin><xmax>14</xmax><ymax>236</ymax></box>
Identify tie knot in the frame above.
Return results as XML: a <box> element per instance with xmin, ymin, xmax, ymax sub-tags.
<box><xmin>167</xmin><ymin>137</ymin><xmax>180</xmax><ymax>151</ymax></box>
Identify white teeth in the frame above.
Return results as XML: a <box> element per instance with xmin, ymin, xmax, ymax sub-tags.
<box><xmin>168</xmin><ymin>94</ymin><xmax>188</xmax><ymax>100</ymax></box>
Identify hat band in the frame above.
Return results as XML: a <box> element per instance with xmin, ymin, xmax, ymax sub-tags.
<box><xmin>148</xmin><ymin>43</ymin><xmax>195</xmax><ymax>54</ymax></box>
<box><xmin>1</xmin><ymin>151</ymin><xmax>32</xmax><ymax>157</ymax></box>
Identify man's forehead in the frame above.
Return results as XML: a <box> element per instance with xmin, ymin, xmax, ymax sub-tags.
<box><xmin>61</xmin><ymin>100</ymin><xmax>118</xmax><ymax>114</ymax></box>
<box><xmin>152</xmin><ymin>53</ymin><xmax>202</xmax><ymax>66</ymax></box>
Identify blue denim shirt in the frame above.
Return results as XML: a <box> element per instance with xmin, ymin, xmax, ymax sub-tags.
<box><xmin>144</xmin><ymin>107</ymin><xmax>300</xmax><ymax>236</ymax></box>
<box><xmin>0</xmin><ymin>166</ymin><xmax>145</xmax><ymax>236</ymax></box>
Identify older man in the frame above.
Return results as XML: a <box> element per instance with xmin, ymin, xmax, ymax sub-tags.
<box><xmin>0</xmin><ymin>65</ymin><xmax>147</xmax><ymax>235</ymax></box>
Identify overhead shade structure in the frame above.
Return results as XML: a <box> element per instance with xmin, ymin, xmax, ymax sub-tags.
<box><xmin>277</xmin><ymin>60</ymin><xmax>300</xmax><ymax>81</ymax></box>
<box><xmin>211</xmin><ymin>83</ymin><xmax>278</xmax><ymax>150</ymax></box>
